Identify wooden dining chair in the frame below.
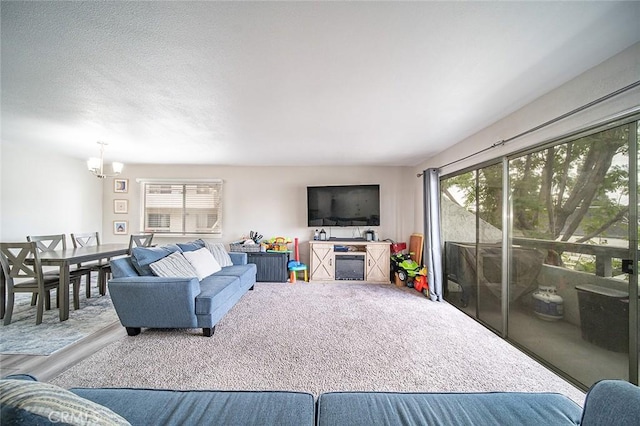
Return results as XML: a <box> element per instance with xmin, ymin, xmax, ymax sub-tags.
<box><xmin>70</xmin><ymin>232</ymin><xmax>111</xmax><ymax>297</ymax></box>
<box><xmin>0</xmin><ymin>242</ymin><xmax>80</xmax><ymax>325</ymax></box>
<box><xmin>27</xmin><ymin>234</ymin><xmax>92</xmax><ymax>299</ymax></box>
<box><xmin>128</xmin><ymin>233</ymin><xmax>154</xmax><ymax>254</ymax></box>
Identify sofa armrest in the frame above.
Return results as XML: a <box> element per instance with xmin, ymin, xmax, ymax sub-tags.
<box><xmin>581</xmin><ymin>380</ymin><xmax>640</xmax><ymax>426</ymax></box>
<box><xmin>108</xmin><ymin>277</ymin><xmax>201</xmax><ymax>328</ymax></box>
<box><xmin>229</xmin><ymin>252</ymin><xmax>247</xmax><ymax>265</ymax></box>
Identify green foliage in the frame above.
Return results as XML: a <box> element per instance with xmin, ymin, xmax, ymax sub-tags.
<box><xmin>443</xmin><ymin>123</ymin><xmax>633</xmax><ymax>244</ymax></box>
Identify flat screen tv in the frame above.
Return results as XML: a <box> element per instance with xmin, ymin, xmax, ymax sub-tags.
<box><xmin>307</xmin><ymin>184</ymin><xmax>380</xmax><ymax>227</ymax></box>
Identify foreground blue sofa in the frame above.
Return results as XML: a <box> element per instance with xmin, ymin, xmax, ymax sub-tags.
<box><xmin>1</xmin><ymin>375</ymin><xmax>638</xmax><ymax>426</ymax></box>
<box><xmin>108</xmin><ymin>243</ymin><xmax>256</xmax><ymax>337</ymax></box>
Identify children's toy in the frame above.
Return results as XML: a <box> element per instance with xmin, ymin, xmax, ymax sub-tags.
<box><xmin>288</xmin><ymin>237</ymin><xmax>308</xmax><ymax>283</ymax></box>
<box><xmin>389</xmin><ymin>240</ymin><xmax>408</xmax><ymax>281</ymax></box>
<box><xmin>267</xmin><ymin>237</ymin><xmax>291</xmax><ymax>252</ymax></box>
<box><xmin>413</xmin><ymin>270</ymin><xmax>429</xmax><ymax>297</ymax></box>
<box><xmin>249</xmin><ymin>231</ymin><xmax>263</xmax><ymax>244</ymax></box>
<box><xmin>392</xmin><ymin>252</ymin><xmax>428</xmax><ymax>293</ymax></box>
<box><xmin>390</xmin><ymin>252</ymin><xmax>410</xmax><ymax>281</ymax></box>
<box><xmin>398</xmin><ymin>257</ymin><xmax>422</xmax><ymax>287</ymax></box>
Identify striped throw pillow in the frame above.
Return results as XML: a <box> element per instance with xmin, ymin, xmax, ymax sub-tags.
<box><xmin>204</xmin><ymin>241</ymin><xmax>233</xmax><ymax>267</ymax></box>
<box><xmin>149</xmin><ymin>251</ymin><xmax>197</xmax><ymax>278</ymax></box>
<box><xmin>0</xmin><ymin>379</ymin><xmax>131</xmax><ymax>426</ymax></box>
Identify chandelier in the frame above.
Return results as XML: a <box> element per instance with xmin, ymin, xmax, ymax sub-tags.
<box><xmin>87</xmin><ymin>141</ymin><xmax>123</xmax><ymax>179</ymax></box>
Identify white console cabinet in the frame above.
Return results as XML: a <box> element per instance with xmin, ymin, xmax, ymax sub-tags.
<box><xmin>309</xmin><ymin>240</ymin><xmax>390</xmax><ymax>283</ymax></box>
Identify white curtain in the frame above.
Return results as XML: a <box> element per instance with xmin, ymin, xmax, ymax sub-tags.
<box><xmin>423</xmin><ymin>168</ymin><xmax>443</xmax><ymax>301</ymax></box>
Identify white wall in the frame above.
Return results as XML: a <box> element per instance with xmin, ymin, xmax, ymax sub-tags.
<box><xmin>102</xmin><ymin>164</ymin><xmax>415</xmax><ymax>265</ymax></box>
<box><xmin>0</xmin><ymin>144</ymin><xmax>416</xmax><ymax>262</ymax></box>
<box><xmin>0</xmin><ymin>143</ymin><xmax>103</xmax><ymax>241</ymax></box>
<box><xmin>411</xmin><ymin>42</ymin><xmax>640</xmax><ymax>231</ymax></box>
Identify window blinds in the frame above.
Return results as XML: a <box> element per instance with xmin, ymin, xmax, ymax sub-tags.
<box><xmin>142</xmin><ymin>181</ymin><xmax>223</xmax><ymax>235</ymax></box>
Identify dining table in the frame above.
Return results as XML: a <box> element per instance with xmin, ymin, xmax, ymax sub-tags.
<box><xmin>37</xmin><ymin>243</ymin><xmax>130</xmax><ymax>321</ymax></box>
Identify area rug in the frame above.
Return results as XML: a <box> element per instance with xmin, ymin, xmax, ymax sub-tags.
<box><xmin>0</xmin><ymin>287</ymin><xmax>119</xmax><ymax>355</ymax></box>
<box><xmin>51</xmin><ymin>283</ymin><xmax>586</xmax><ymax>404</ymax></box>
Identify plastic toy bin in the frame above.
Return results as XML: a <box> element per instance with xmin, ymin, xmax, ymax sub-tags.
<box><xmin>575</xmin><ymin>284</ymin><xmax>629</xmax><ymax>353</ymax></box>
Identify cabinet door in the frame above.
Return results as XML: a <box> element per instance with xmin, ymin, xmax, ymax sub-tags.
<box><xmin>366</xmin><ymin>245</ymin><xmax>390</xmax><ymax>283</ymax></box>
<box><xmin>311</xmin><ymin>244</ymin><xmax>335</xmax><ymax>280</ymax></box>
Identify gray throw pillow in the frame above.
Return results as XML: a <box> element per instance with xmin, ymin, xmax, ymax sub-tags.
<box><xmin>149</xmin><ymin>251</ymin><xmax>197</xmax><ymax>278</ymax></box>
<box><xmin>204</xmin><ymin>241</ymin><xmax>234</xmax><ymax>267</ymax></box>
<box><xmin>130</xmin><ymin>244</ymin><xmax>182</xmax><ymax>276</ymax></box>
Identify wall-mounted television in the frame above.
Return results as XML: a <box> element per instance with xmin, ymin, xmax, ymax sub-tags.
<box><xmin>307</xmin><ymin>184</ymin><xmax>380</xmax><ymax>227</ymax></box>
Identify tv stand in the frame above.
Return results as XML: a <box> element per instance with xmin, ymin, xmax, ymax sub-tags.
<box><xmin>309</xmin><ymin>240</ymin><xmax>390</xmax><ymax>283</ymax></box>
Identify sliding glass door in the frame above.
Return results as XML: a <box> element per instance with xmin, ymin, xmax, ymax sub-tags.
<box><xmin>442</xmin><ymin>170</ymin><xmax>477</xmax><ymax>318</ymax></box>
<box><xmin>476</xmin><ymin>163</ymin><xmax>503</xmax><ymax>333</ymax></box>
<box><xmin>440</xmin><ymin>115</ymin><xmax>639</xmax><ymax>389</ymax></box>
<box><xmin>507</xmin><ymin>121</ymin><xmax>636</xmax><ymax>386</ymax></box>
<box><xmin>441</xmin><ymin>164</ymin><xmax>504</xmax><ymax>334</ymax></box>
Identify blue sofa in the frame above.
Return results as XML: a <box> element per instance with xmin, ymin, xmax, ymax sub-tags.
<box><xmin>1</xmin><ymin>375</ymin><xmax>639</xmax><ymax>426</ymax></box>
<box><xmin>108</xmin><ymin>243</ymin><xmax>257</xmax><ymax>337</ymax></box>
<box><xmin>315</xmin><ymin>380</ymin><xmax>640</xmax><ymax>425</ymax></box>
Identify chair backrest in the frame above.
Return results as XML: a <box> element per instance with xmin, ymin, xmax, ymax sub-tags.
<box><xmin>71</xmin><ymin>232</ymin><xmax>100</xmax><ymax>248</ymax></box>
<box><xmin>409</xmin><ymin>233</ymin><xmax>424</xmax><ymax>266</ymax></box>
<box><xmin>0</xmin><ymin>242</ymin><xmax>44</xmax><ymax>286</ymax></box>
<box><xmin>26</xmin><ymin>234</ymin><xmax>67</xmax><ymax>252</ymax></box>
<box><xmin>128</xmin><ymin>234</ymin><xmax>154</xmax><ymax>253</ymax></box>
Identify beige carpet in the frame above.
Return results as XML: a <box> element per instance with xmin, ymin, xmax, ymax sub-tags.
<box><xmin>51</xmin><ymin>282</ymin><xmax>586</xmax><ymax>404</ymax></box>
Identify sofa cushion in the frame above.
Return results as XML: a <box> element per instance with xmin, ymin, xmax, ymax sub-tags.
<box><xmin>176</xmin><ymin>239</ymin><xmax>206</xmax><ymax>252</ymax></box>
<box><xmin>0</xmin><ymin>379</ymin><xmax>131</xmax><ymax>426</ymax></box>
<box><xmin>215</xmin><ymin>264</ymin><xmax>258</xmax><ymax>288</ymax></box>
<box><xmin>131</xmin><ymin>244</ymin><xmax>182</xmax><ymax>276</ymax></box>
<box><xmin>70</xmin><ymin>388</ymin><xmax>315</xmax><ymax>426</ymax></box>
<box><xmin>149</xmin><ymin>251</ymin><xmax>198</xmax><ymax>278</ymax></box>
<box><xmin>204</xmin><ymin>241</ymin><xmax>234</xmax><ymax>267</ymax></box>
<box><xmin>195</xmin><ymin>275</ymin><xmax>242</xmax><ymax>315</ymax></box>
<box><xmin>316</xmin><ymin>391</ymin><xmax>582</xmax><ymax>426</ymax></box>
<box><xmin>183</xmin><ymin>247</ymin><xmax>221</xmax><ymax>280</ymax></box>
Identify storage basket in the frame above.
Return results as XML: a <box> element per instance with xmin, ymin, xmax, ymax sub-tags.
<box><xmin>229</xmin><ymin>242</ymin><xmax>261</xmax><ymax>253</ymax></box>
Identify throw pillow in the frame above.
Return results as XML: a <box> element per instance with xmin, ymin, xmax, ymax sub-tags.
<box><xmin>0</xmin><ymin>379</ymin><xmax>131</xmax><ymax>426</ymax></box>
<box><xmin>176</xmin><ymin>239</ymin><xmax>206</xmax><ymax>253</ymax></box>
<box><xmin>183</xmin><ymin>247</ymin><xmax>221</xmax><ymax>280</ymax></box>
<box><xmin>204</xmin><ymin>241</ymin><xmax>233</xmax><ymax>267</ymax></box>
<box><xmin>130</xmin><ymin>244</ymin><xmax>182</xmax><ymax>276</ymax></box>
<box><xmin>149</xmin><ymin>251</ymin><xmax>197</xmax><ymax>278</ymax></box>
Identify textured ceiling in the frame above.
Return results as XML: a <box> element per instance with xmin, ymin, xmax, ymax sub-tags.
<box><xmin>2</xmin><ymin>1</ymin><xmax>639</xmax><ymax>167</ymax></box>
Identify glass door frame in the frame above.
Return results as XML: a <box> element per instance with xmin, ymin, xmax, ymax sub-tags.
<box><xmin>629</xmin><ymin>119</ymin><xmax>638</xmax><ymax>385</ymax></box>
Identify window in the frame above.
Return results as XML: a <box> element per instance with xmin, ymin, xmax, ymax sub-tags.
<box><xmin>140</xmin><ymin>180</ymin><xmax>223</xmax><ymax>236</ymax></box>
<box><xmin>148</xmin><ymin>213</ymin><xmax>171</xmax><ymax>229</ymax></box>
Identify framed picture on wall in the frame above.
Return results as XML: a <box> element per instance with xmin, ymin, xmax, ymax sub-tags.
<box><xmin>114</xmin><ymin>179</ymin><xmax>128</xmax><ymax>193</ymax></box>
<box><xmin>114</xmin><ymin>199</ymin><xmax>128</xmax><ymax>214</ymax></box>
<box><xmin>113</xmin><ymin>220</ymin><xmax>128</xmax><ymax>235</ymax></box>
